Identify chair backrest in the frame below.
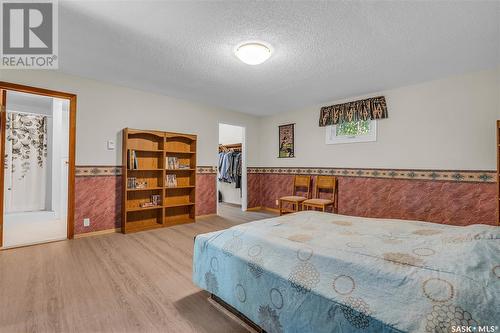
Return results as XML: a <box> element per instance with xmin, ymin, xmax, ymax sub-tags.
<box><xmin>314</xmin><ymin>176</ymin><xmax>337</xmax><ymax>201</ymax></box>
<box><xmin>293</xmin><ymin>175</ymin><xmax>311</xmax><ymax>198</ymax></box>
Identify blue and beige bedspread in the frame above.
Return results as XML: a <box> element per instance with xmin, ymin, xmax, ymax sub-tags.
<box><xmin>193</xmin><ymin>211</ymin><xmax>499</xmax><ymax>333</ymax></box>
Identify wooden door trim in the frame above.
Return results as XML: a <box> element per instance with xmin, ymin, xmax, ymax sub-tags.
<box><xmin>0</xmin><ymin>81</ymin><xmax>76</xmax><ymax>99</ymax></box>
<box><xmin>0</xmin><ymin>82</ymin><xmax>77</xmax><ymax>246</ymax></box>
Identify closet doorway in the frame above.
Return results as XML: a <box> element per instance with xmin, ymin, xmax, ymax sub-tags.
<box><xmin>217</xmin><ymin>123</ymin><xmax>247</xmax><ymax>215</ymax></box>
<box><xmin>0</xmin><ymin>82</ymin><xmax>76</xmax><ymax>249</ymax></box>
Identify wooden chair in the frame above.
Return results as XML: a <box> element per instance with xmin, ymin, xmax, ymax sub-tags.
<box><xmin>302</xmin><ymin>176</ymin><xmax>338</xmax><ymax>213</ymax></box>
<box><xmin>278</xmin><ymin>175</ymin><xmax>311</xmax><ymax>215</ymax></box>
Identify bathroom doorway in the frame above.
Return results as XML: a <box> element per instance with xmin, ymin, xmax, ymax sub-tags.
<box><xmin>217</xmin><ymin>123</ymin><xmax>247</xmax><ymax>215</ymax></box>
<box><xmin>0</xmin><ymin>83</ymin><xmax>76</xmax><ymax>249</ymax></box>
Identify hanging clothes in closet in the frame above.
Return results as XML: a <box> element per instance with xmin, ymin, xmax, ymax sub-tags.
<box><xmin>218</xmin><ymin>148</ymin><xmax>242</xmax><ymax>188</ymax></box>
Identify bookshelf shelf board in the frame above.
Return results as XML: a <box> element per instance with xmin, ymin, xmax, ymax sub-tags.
<box><xmin>164</xmin><ymin>202</ymin><xmax>195</xmax><ymax>208</ymax></box>
<box><xmin>165</xmin><ymin>186</ymin><xmax>195</xmax><ymax>189</ymax></box>
<box><xmin>125</xmin><ymin>222</ymin><xmax>163</xmax><ymax>233</ymax></box>
<box><xmin>164</xmin><ymin>217</ymin><xmax>195</xmax><ymax>226</ymax></box>
<box><xmin>165</xmin><ymin>168</ymin><xmax>196</xmax><ymax>171</ymax></box>
<box><xmin>165</xmin><ymin>150</ymin><xmax>196</xmax><ymax>154</ymax></box>
<box><xmin>127</xmin><ymin>187</ymin><xmax>164</xmax><ymax>192</ymax></box>
<box><xmin>127</xmin><ymin>168</ymin><xmax>164</xmax><ymax>171</ymax></box>
<box><xmin>129</xmin><ymin>149</ymin><xmax>164</xmax><ymax>153</ymax></box>
<box><xmin>126</xmin><ymin>205</ymin><xmax>163</xmax><ymax>212</ymax></box>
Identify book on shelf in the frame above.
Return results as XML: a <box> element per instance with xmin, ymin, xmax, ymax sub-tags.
<box><xmin>128</xmin><ymin>150</ymin><xmax>138</xmax><ymax>169</ymax></box>
<box><xmin>151</xmin><ymin>194</ymin><xmax>161</xmax><ymax>205</ymax></box>
<box><xmin>127</xmin><ymin>177</ymin><xmax>147</xmax><ymax>189</ymax></box>
<box><xmin>166</xmin><ymin>174</ymin><xmax>177</xmax><ymax>187</ymax></box>
<box><xmin>127</xmin><ymin>177</ymin><xmax>137</xmax><ymax>189</ymax></box>
<box><xmin>139</xmin><ymin>194</ymin><xmax>161</xmax><ymax>208</ymax></box>
<box><xmin>167</xmin><ymin>156</ymin><xmax>179</xmax><ymax>169</ymax></box>
<box><xmin>178</xmin><ymin>163</ymin><xmax>190</xmax><ymax>169</ymax></box>
<box><xmin>140</xmin><ymin>202</ymin><xmax>156</xmax><ymax>208</ymax></box>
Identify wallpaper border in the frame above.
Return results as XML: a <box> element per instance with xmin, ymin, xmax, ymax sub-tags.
<box><xmin>75</xmin><ymin>165</ymin><xmax>217</xmax><ymax>177</ymax></box>
<box><xmin>75</xmin><ymin>166</ymin><xmax>122</xmax><ymax>177</ymax></box>
<box><xmin>247</xmin><ymin>167</ymin><xmax>495</xmax><ymax>183</ymax></box>
<box><xmin>75</xmin><ymin>165</ymin><xmax>495</xmax><ymax>183</ymax></box>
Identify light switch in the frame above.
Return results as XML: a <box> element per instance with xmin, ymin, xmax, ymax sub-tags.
<box><xmin>83</xmin><ymin>218</ymin><xmax>90</xmax><ymax>227</ymax></box>
<box><xmin>107</xmin><ymin>140</ymin><xmax>115</xmax><ymax>150</ymax></box>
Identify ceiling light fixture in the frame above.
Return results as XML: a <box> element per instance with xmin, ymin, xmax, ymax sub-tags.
<box><xmin>234</xmin><ymin>42</ymin><xmax>272</xmax><ymax>65</ymax></box>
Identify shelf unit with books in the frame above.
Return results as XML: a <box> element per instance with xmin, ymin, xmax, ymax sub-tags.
<box><xmin>164</xmin><ymin>132</ymin><xmax>197</xmax><ymax>226</ymax></box>
<box><xmin>122</xmin><ymin>128</ymin><xmax>197</xmax><ymax>233</ymax></box>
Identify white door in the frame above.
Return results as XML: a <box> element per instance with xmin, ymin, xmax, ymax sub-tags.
<box><xmin>2</xmin><ymin>91</ymin><xmax>70</xmax><ymax>248</ymax></box>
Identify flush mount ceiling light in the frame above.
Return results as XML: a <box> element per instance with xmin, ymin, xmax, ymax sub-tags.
<box><xmin>234</xmin><ymin>42</ymin><xmax>272</xmax><ymax>65</ymax></box>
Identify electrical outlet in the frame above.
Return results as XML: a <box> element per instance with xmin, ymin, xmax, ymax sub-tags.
<box><xmin>275</xmin><ymin>199</ymin><xmax>279</xmax><ymax>206</ymax></box>
<box><xmin>83</xmin><ymin>218</ymin><xmax>90</xmax><ymax>227</ymax></box>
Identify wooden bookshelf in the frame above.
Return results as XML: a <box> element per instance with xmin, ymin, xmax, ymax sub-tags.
<box><xmin>122</xmin><ymin>128</ymin><xmax>197</xmax><ymax>233</ymax></box>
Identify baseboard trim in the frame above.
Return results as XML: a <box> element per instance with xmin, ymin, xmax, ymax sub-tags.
<box><xmin>247</xmin><ymin>206</ymin><xmax>280</xmax><ymax>213</ymax></box>
<box><xmin>262</xmin><ymin>207</ymin><xmax>280</xmax><ymax>213</ymax></box>
<box><xmin>246</xmin><ymin>206</ymin><xmax>263</xmax><ymax>211</ymax></box>
<box><xmin>74</xmin><ymin>216</ymin><xmax>216</xmax><ymax>238</ymax></box>
<box><xmin>196</xmin><ymin>213</ymin><xmax>217</xmax><ymax>219</ymax></box>
<box><xmin>73</xmin><ymin>210</ymin><xmax>273</xmax><ymax>239</ymax></box>
<box><xmin>74</xmin><ymin>228</ymin><xmax>120</xmax><ymax>238</ymax></box>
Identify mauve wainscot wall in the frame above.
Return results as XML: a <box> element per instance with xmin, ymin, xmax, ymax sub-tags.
<box><xmin>74</xmin><ymin>166</ymin><xmax>217</xmax><ymax>235</ymax></box>
<box><xmin>74</xmin><ymin>166</ymin><xmax>497</xmax><ymax>235</ymax></box>
<box><xmin>247</xmin><ymin>167</ymin><xmax>497</xmax><ymax>226</ymax></box>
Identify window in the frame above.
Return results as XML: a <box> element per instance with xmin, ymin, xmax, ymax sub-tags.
<box><xmin>325</xmin><ymin>119</ymin><xmax>376</xmax><ymax>144</ymax></box>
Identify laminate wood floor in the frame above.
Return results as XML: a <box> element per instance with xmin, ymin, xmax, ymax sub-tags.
<box><xmin>0</xmin><ymin>206</ymin><xmax>275</xmax><ymax>333</ymax></box>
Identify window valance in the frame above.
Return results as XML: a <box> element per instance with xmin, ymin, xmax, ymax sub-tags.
<box><xmin>319</xmin><ymin>96</ymin><xmax>388</xmax><ymax>127</ymax></box>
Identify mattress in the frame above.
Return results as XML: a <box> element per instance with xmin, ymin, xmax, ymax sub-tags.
<box><xmin>192</xmin><ymin>211</ymin><xmax>499</xmax><ymax>333</ymax></box>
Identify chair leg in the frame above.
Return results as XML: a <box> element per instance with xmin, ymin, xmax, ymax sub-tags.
<box><xmin>322</xmin><ymin>205</ymin><xmax>326</xmax><ymax>212</ymax></box>
<box><xmin>279</xmin><ymin>200</ymin><xmax>283</xmax><ymax>216</ymax></box>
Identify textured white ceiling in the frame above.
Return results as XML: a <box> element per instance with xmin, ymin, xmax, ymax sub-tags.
<box><xmin>58</xmin><ymin>1</ymin><xmax>500</xmax><ymax>116</ymax></box>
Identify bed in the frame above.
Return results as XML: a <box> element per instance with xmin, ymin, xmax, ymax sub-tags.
<box><xmin>193</xmin><ymin>211</ymin><xmax>499</xmax><ymax>333</ymax></box>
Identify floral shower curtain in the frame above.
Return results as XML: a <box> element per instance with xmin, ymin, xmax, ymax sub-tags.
<box><xmin>4</xmin><ymin>112</ymin><xmax>48</xmax><ymax>213</ymax></box>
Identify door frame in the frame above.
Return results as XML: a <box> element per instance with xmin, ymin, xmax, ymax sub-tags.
<box><xmin>216</xmin><ymin>122</ymin><xmax>247</xmax><ymax>215</ymax></box>
<box><xmin>0</xmin><ymin>81</ymin><xmax>77</xmax><ymax>247</ymax></box>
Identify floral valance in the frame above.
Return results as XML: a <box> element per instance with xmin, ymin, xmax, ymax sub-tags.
<box><xmin>319</xmin><ymin>96</ymin><xmax>388</xmax><ymax>127</ymax></box>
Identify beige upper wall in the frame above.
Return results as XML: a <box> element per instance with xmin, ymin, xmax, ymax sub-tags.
<box><xmin>0</xmin><ymin>70</ymin><xmax>260</xmax><ymax>166</ymax></box>
<box><xmin>257</xmin><ymin>68</ymin><xmax>500</xmax><ymax>170</ymax></box>
<box><xmin>2</xmin><ymin>68</ymin><xmax>498</xmax><ymax>170</ymax></box>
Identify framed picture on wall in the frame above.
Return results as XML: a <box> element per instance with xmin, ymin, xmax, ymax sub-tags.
<box><xmin>278</xmin><ymin>123</ymin><xmax>295</xmax><ymax>158</ymax></box>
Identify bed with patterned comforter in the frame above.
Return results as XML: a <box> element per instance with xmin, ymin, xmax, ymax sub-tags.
<box><xmin>192</xmin><ymin>211</ymin><xmax>499</xmax><ymax>333</ymax></box>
